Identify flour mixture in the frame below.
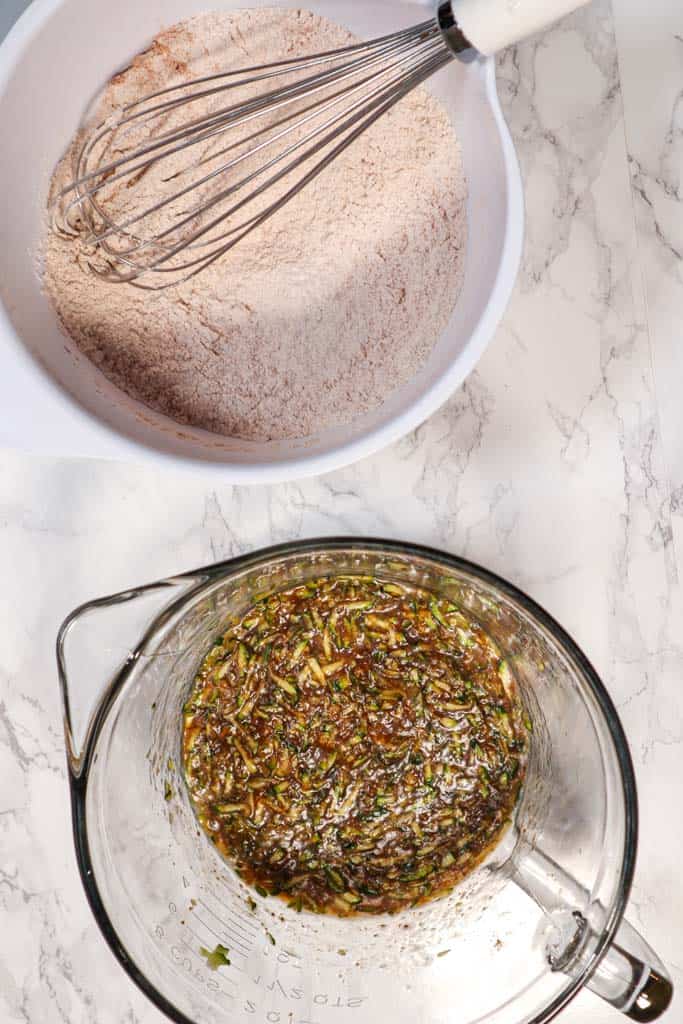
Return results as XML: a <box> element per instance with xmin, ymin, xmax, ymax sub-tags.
<box><xmin>42</xmin><ymin>9</ymin><xmax>467</xmax><ymax>441</ymax></box>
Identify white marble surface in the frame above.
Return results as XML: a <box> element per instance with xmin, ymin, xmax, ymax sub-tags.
<box><xmin>0</xmin><ymin>0</ymin><xmax>681</xmax><ymax>1022</ymax></box>
<box><xmin>611</xmin><ymin>0</ymin><xmax>683</xmax><ymax>558</ymax></box>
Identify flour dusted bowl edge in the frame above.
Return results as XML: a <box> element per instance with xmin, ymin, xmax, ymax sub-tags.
<box><xmin>0</xmin><ymin>0</ymin><xmax>523</xmax><ymax>483</ymax></box>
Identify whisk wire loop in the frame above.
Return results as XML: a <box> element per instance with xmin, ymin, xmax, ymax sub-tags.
<box><xmin>50</xmin><ymin>16</ymin><xmax>454</xmax><ymax>289</ymax></box>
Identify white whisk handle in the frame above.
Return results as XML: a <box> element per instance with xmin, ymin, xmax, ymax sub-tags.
<box><xmin>439</xmin><ymin>0</ymin><xmax>591</xmax><ymax>56</ymax></box>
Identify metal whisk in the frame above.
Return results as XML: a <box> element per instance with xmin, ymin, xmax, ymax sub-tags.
<box><xmin>51</xmin><ymin>3</ymin><xmax>474</xmax><ymax>289</ymax></box>
<box><xmin>50</xmin><ymin>0</ymin><xmax>584</xmax><ymax>289</ymax></box>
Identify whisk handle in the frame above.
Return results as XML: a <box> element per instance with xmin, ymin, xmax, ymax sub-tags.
<box><xmin>438</xmin><ymin>0</ymin><xmax>591</xmax><ymax>57</ymax></box>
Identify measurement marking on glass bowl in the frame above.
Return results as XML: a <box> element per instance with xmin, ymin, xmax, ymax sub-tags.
<box><xmin>177</xmin><ymin>935</ymin><xmax>236</xmax><ymax>994</ymax></box>
<box><xmin>179</xmin><ymin>928</ymin><xmax>240</xmax><ymax>988</ymax></box>
<box><xmin>191</xmin><ymin>911</ymin><xmax>250</xmax><ymax>959</ymax></box>
<box><xmin>180</xmin><ymin>926</ymin><xmax>240</xmax><ymax>977</ymax></box>
<box><xmin>195</xmin><ymin>913</ymin><xmax>251</xmax><ymax>958</ymax></box>
<box><xmin>200</xmin><ymin>897</ymin><xmax>258</xmax><ymax>946</ymax></box>
<box><xmin>165</xmin><ymin>937</ymin><xmax>235</xmax><ymax>991</ymax></box>
<box><xmin>183</xmin><ymin>917</ymin><xmax>244</xmax><ymax>963</ymax></box>
<box><xmin>209</xmin><ymin>891</ymin><xmax>260</xmax><ymax>939</ymax></box>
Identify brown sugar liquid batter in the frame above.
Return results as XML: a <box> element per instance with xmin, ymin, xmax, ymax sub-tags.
<box><xmin>182</xmin><ymin>576</ymin><xmax>528</xmax><ymax>916</ymax></box>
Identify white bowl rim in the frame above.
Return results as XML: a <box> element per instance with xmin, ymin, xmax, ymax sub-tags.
<box><xmin>0</xmin><ymin>0</ymin><xmax>524</xmax><ymax>484</ymax></box>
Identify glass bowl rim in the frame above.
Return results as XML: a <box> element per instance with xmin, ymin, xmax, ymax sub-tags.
<box><xmin>58</xmin><ymin>536</ymin><xmax>638</xmax><ymax>1024</ymax></box>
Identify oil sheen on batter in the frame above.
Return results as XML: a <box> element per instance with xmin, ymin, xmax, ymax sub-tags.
<box><xmin>182</xmin><ymin>575</ymin><xmax>528</xmax><ymax>916</ymax></box>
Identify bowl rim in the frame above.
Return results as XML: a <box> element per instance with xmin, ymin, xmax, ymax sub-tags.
<box><xmin>57</xmin><ymin>537</ymin><xmax>637</xmax><ymax>1024</ymax></box>
<box><xmin>0</xmin><ymin>0</ymin><xmax>524</xmax><ymax>483</ymax></box>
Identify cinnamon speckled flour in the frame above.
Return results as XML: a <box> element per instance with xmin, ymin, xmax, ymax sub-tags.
<box><xmin>42</xmin><ymin>8</ymin><xmax>466</xmax><ymax>441</ymax></box>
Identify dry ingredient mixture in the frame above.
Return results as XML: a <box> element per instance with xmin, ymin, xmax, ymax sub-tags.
<box><xmin>182</xmin><ymin>576</ymin><xmax>528</xmax><ymax>916</ymax></box>
<box><xmin>41</xmin><ymin>8</ymin><xmax>467</xmax><ymax>442</ymax></box>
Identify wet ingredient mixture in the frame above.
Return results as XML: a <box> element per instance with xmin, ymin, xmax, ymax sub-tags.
<box><xmin>182</xmin><ymin>576</ymin><xmax>528</xmax><ymax>915</ymax></box>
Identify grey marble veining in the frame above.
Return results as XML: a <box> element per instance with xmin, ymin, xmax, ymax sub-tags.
<box><xmin>0</xmin><ymin>0</ymin><xmax>681</xmax><ymax>1021</ymax></box>
<box><xmin>611</xmin><ymin>0</ymin><xmax>683</xmax><ymax>556</ymax></box>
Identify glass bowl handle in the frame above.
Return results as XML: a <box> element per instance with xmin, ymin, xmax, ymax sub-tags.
<box><xmin>514</xmin><ymin>847</ymin><xmax>673</xmax><ymax>1019</ymax></box>
<box><xmin>56</xmin><ymin>574</ymin><xmax>205</xmax><ymax>777</ymax></box>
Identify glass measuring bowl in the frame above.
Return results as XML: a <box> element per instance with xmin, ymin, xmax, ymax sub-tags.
<box><xmin>57</xmin><ymin>539</ymin><xmax>673</xmax><ymax>1024</ymax></box>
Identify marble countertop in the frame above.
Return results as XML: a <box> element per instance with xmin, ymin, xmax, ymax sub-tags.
<box><xmin>0</xmin><ymin>0</ymin><xmax>681</xmax><ymax>1022</ymax></box>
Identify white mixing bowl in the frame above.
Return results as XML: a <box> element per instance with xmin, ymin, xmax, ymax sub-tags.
<box><xmin>0</xmin><ymin>0</ymin><xmax>523</xmax><ymax>483</ymax></box>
